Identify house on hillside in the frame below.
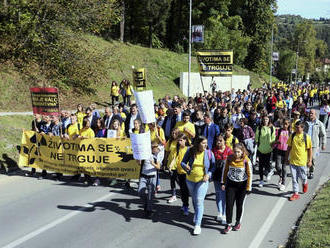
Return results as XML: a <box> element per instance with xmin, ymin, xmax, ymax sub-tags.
<box><xmin>316</xmin><ymin>58</ymin><xmax>330</xmax><ymax>72</ymax></box>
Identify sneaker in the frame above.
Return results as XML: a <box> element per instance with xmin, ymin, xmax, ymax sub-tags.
<box><xmin>145</xmin><ymin>210</ymin><xmax>154</xmax><ymax>219</ymax></box>
<box><xmin>167</xmin><ymin>196</ymin><xmax>177</xmax><ymax>203</ymax></box>
<box><xmin>92</xmin><ymin>178</ymin><xmax>100</xmax><ymax>186</ymax></box>
<box><xmin>303</xmin><ymin>183</ymin><xmax>308</xmax><ymax>193</ymax></box>
<box><xmin>109</xmin><ymin>179</ymin><xmax>117</xmax><ymax>186</ymax></box>
<box><xmin>216</xmin><ymin>213</ymin><xmax>223</xmax><ymax>222</ymax></box>
<box><xmin>258</xmin><ymin>180</ymin><xmax>264</xmax><ymax>188</ymax></box>
<box><xmin>222</xmin><ymin>218</ymin><xmax>227</xmax><ymax>225</ymax></box>
<box><xmin>289</xmin><ymin>193</ymin><xmax>300</xmax><ymax>201</ymax></box>
<box><xmin>308</xmin><ymin>172</ymin><xmax>314</xmax><ymax>179</ymax></box>
<box><xmin>183</xmin><ymin>206</ymin><xmax>189</xmax><ymax>216</ymax></box>
<box><xmin>223</xmin><ymin>225</ymin><xmax>232</xmax><ymax>234</ymax></box>
<box><xmin>233</xmin><ymin>223</ymin><xmax>241</xmax><ymax>231</ymax></box>
<box><xmin>266</xmin><ymin>169</ymin><xmax>275</xmax><ymax>181</ymax></box>
<box><xmin>193</xmin><ymin>225</ymin><xmax>201</xmax><ymax>235</ymax></box>
<box><xmin>279</xmin><ymin>184</ymin><xmax>286</xmax><ymax>191</ymax></box>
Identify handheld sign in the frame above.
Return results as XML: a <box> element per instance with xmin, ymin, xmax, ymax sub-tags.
<box><xmin>134</xmin><ymin>90</ymin><xmax>156</xmax><ymax>124</ymax></box>
<box><xmin>130</xmin><ymin>131</ymin><xmax>152</xmax><ymax>160</ymax></box>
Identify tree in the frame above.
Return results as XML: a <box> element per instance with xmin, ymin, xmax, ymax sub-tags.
<box><xmin>277</xmin><ymin>49</ymin><xmax>296</xmax><ymax>81</ymax></box>
<box><xmin>229</xmin><ymin>0</ymin><xmax>277</xmax><ymax>72</ymax></box>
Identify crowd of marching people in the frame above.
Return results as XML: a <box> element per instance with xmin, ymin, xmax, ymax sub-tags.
<box><xmin>26</xmin><ymin>79</ymin><xmax>329</xmax><ymax>235</ymax></box>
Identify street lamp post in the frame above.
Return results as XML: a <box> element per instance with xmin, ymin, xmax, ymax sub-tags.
<box><xmin>269</xmin><ymin>25</ymin><xmax>274</xmax><ymax>88</ymax></box>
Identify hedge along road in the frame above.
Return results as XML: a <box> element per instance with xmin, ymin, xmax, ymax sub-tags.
<box><xmin>0</xmin><ymin>130</ymin><xmax>329</xmax><ymax>248</ymax></box>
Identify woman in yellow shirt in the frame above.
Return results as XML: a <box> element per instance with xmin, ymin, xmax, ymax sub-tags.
<box><xmin>181</xmin><ymin>136</ymin><xmax>215</xmax><ymax>235</ymax></box>
<box><xmin>164</xmin><ymin>128</ymin><xmax>180</xmax><ymax>203</ymax></box>
<box><xmin>109</xmin><ymin>119</ymin><xmax>125</xmax><ymax>138</ymax></box>
<box><xmin>147</xmin><ymin>123</ymin><xmax>166</xmax><ymax>146</ymax></box>
<box><xmin>110</xmin><ymin>81</ymin><xmax>120</xmax><ymax>105</ymax></box>
<box><xmin>79</xmin><ymin>118</ymin><xmax>95</xmax><ymax>139</ymax></box>
<box><xmin>175</xmin><ymin>133</ymin><xmax>191</xmax><ymax>215</ymax></box>
<box><xmin>124</xmin><ymin>80</ymin><xmax>133</xmax><ymax>106</ymax></box>
<box><xmin>75</xmin><ymin>104</ymin><xmax>86</xmax><ymax>129</ymax></box>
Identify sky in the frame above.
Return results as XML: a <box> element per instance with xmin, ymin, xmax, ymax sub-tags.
<box><xmin>276</xmin><ymin>0</ymin><xmax>330</xmax><ymax>19</ymax></box>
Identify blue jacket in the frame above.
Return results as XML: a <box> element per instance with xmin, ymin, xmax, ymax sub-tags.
<box><xmin>203</xmin><ymin>123</ymin><xmax>220</xmax><ymax>149</ymax></box>
<box><xmin>181</xmin><ymin>148</ymin><xmax>215</xmax><ymax>179</ymax></box>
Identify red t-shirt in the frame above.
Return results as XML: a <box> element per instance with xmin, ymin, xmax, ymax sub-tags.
<box><xmin>212</xmin><ymin>146</ymin><xmax>233</xmax><ymax>161</ymax></box>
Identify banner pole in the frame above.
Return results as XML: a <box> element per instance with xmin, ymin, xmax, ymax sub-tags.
<box><xmin>199</xmin><ymin>74</ymin><xmax>205</xmax><ymax>93</ymax></box>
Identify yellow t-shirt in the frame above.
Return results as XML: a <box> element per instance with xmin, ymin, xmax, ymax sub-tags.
<box><xmin>148</xmin><ymin>127</ymin><xmax>165</xmax><ymax>145</ymax></box>
<box><xmin>120</xmin><ymin>112</ymin><xmax>127</xmax><ymax>120</ymax></box>
<box><xmin>287</xmin><ymin>133</ymin><xmax>312</xmax><ymax>166</ymax></box>
<box><xmin>76</xmin><ymin>112</ymin><xmax>86</xmax><ymax>128</ymax></box>
<box><xmin>125</xmin><ymin>85</ymin><xmax>132</xmax><ymax>96</ymax></box>
<box><xmin>79</xmin><ymin>128</ymin><xmax>95</xmax><ymax>138</ymax></box>
<box><xmin>165</xmin><ymin>140</ymin><xmax>178</xmax><ymax>170</ymax></box>
<box><xmin>276</xmin><ymin>100</ymin><xmax>286</xmax><ymax>109</ymax></box>
<box><xmin>225</xmin><ymin>135</ymin><xmax>239</xmax><ymax>150</ymax></box>
<box><xmin>66</xmin><ymin>123</ymin><xmax>79</xmax><ymax>139</ymax></box>
<box><xmin>187</xmin><ymin>151</ymin><xmax>205</xmax><ymax>183</ymax></box>
<box><xmin>176</xmin><ymin>147</ymin><xmax>188</xmax><ymax>175</ymax></box>
<box><xmin>111</xmin><ymin>85</ymin><xmax>120</xmax><ymax>97</ymax></box>
<box><xmin>174</xmin><ymin>121</ymin><xmax>195</xmax><ymax>142</ymax></box>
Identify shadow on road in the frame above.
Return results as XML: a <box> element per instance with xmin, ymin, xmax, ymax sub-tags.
<box><xmin>57</xmin><ymin>197</ymin><xmax>194</xmax><ymax>233</ymax></box>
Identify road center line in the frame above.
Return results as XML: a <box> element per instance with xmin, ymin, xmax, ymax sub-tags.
<box><xmin>2</xmin><ymin>192</ymin><xmax>116</xmax><ymax>248</ymax></box>
<box><xmin>248</xmin><ymin>181</ymin><xmax>292</xmax><ymax>248</ymax></box>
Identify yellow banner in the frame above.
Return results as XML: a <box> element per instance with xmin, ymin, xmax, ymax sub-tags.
<box><xmin>19</xmin><ymin>131</ymin><xmax>140</xmax><ymax>179</ymax></box>
<box><xmin>196</xmin><ymin>50</ymin><xmax>233</xmax><ymax>76</ymax></box>
<box><xmin>18</xmin><ymin>131</ymin><xmax>39</xmax><ymax>168</ymax></box>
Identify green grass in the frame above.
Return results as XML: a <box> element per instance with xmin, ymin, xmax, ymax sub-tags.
<box><xmin>0</xmin><ymin>33</ymin><xmax>276</xmax><ymax>112</ymax></box>
<box><xmin>289</xmin><ymin>181</ymin><xmax>330</xmax><ymax>248</ymax></box>
<box><xmin>0</xmin><ymin>115</ymin><xmax>34</xmax><ymax>170</ymax></box>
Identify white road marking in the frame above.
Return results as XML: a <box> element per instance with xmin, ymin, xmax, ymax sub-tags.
<box><xmin>2</xmin><ymin>192</ymin><xmax>115</xmax><ymax>248</ymax></box>
<box><xmin>248</xmin><ymin>181</ymin><xmax>292</xmax><ymax>248</ymax></box>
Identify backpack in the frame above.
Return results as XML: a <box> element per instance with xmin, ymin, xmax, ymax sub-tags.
<box><xmin>257</xmin><ymin>125</ymin><xmax>274</xmax><ymax>145</ymax></box>
<box><xmin>291</xmin><ymin>132</ymin><xmax>307</xmax><ymax>150</ymax></box>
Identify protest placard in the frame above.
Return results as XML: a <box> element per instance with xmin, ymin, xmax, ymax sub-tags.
<box><xmin>134</xmin><ymin>90</ymin><xmax>155</xmax><ymax>123</ymax></box>
<box><xmin>30</xmin><ymin>87</ymin><xmax>60</xmax><ymax>116</ymax></box>
<box><xmin>107</xmin><ymin>130</ymin><xmax>117</xmax><ymax>138</ymax></box>
<box><xmin>130</xmin><ymin>131</ymin><xmax>152</xmax><ymax>160</ymax></box>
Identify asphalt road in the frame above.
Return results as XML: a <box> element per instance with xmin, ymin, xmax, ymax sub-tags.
<box><xmin>0</xmin><ymin>133</ymin><xmax>329</xmax><ymax>248</ymax></box>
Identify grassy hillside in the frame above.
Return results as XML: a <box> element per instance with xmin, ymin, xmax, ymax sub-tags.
<box><xmin>0</xmin><ymin>33</ymin><xmax>276</xmax><ymax>112</ymax></box>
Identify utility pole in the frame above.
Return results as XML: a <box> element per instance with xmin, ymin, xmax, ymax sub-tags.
<box><xmin>269</xmin><ymin>25</ymin><xmax>274</xmax><ymax>88</ymax></box>
<box><xmin>188</xmin><ymin>0</ymin><xmax>192</xmax><ymax>97</ymax></box>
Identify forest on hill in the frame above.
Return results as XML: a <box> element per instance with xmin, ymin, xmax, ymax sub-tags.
<box><xmin>0</xmin><ymin>1</ymin><xmax>329</xmax><ymax>100</ymax></box>
<box><xmin>275</xmin><ymin>15</ymin><xmax>330</xmax><ymax>82</ymax></box>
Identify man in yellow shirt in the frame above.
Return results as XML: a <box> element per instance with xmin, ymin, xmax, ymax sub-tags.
<box><xmin>174</xmin><ymin>111</ymin><xmax>195</xmax><ymax>143</ymax></box>
<box><xmin>286</xmin><ymin>121</ymin><xmax>312</xmax><ymax>201</ymax></box>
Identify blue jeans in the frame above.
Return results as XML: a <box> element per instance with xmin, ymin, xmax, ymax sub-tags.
<box><xmin>214</xmin><ymin>180</ymin><xmax>226</xmax><ymax>216</ymax></box>
<box><xmin>186</xmin><ymin>179</ymin><xmax>209</xmax><ymax>226</ymax></box>
<box><xmin>290</xmin><ymin>165</ymin><xmax>307</xmax><ymax>193</ymax></box>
